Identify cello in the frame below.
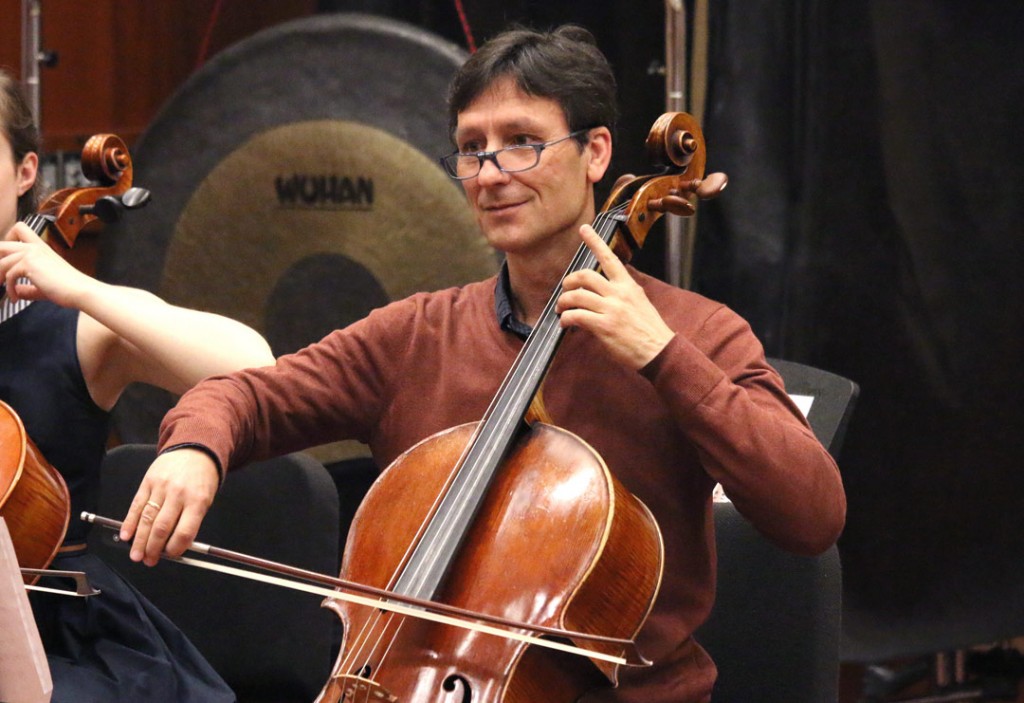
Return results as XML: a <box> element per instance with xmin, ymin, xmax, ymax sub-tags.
<box><xmin>0</xmin><ymin>133</ymin><xmax>148</xmax><ymax>587</ymax></box>
<box><xmin>0</xmin><ymin>400</ymin><xmax>69</xmax><ymax>586</ymax></box>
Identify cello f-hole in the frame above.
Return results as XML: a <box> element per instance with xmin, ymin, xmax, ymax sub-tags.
<box><xmin>442</xmin><ymin>674</ymin><xmax>472</xmax><ymax>703</ymax></box>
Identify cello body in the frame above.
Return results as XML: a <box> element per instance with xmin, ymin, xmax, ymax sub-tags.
<box><xmin>317</xmin><ymin>422</ymin><xmax>663</xmax><ymax>702</ymax></box>
<box><xmin>0</xmin><ymin>400</ymin><xmax>70</xmax><ymax>585</ymax></box>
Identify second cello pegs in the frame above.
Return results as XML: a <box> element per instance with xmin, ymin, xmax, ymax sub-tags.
<box><xmin>78</xmin><ymin>187</ymin><xmax>151</xmax><ymax>224</ymax></box>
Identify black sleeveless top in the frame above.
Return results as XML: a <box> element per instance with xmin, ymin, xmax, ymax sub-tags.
<box><xmin>5</xmin><ymin>301</ymin><xmax>235</xmax><ymax>702</ymax></box>
<box><xmin>0</xmin><ymin>300</ymin><xmax>110</xmax><ymax>544</ymax></box>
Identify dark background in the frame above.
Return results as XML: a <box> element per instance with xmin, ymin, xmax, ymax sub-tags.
<box><xmin>4</xmin><ymin>0</ymin><xmax>1023</xmax><ymax>677</ymax></box>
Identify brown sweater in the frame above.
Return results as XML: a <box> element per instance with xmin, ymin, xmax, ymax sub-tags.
<box><xmin>160</xmin><ymin>268</ymin><xmax>846</xmax><ymax>702</ymax></box>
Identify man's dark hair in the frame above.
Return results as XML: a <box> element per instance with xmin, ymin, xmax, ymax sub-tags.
<box><xmin>446</xmin><ymin>25</ymin><xmax>618</xmax><ymax>146</ymax></box>
<box><xmin>0</xmin><ymin>69</ymin><xmax>41</xmax><ymax>219</ymax></box>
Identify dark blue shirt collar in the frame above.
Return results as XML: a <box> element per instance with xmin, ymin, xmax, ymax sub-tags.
<box><xmin>494</xmin><ymin>262</ymin><xmax>533</xmax><ymax>340</ymax></box>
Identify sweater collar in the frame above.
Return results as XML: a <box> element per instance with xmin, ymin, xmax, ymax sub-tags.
<box><xmin>493</xmin><ymin>262</ymin><xmax>533</xmax><ymax>340</ymax></box>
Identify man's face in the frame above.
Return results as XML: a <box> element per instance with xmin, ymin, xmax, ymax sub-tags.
<box><xmin>453</xmin><ymin>77</ymin><xmax>609</xmax><ymax>260</ymax></box>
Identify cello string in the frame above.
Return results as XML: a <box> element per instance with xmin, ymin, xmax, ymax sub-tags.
<box><xmin>392</xmin><ymin>204</ymin><xmax>626</xmax><ymax>598</ymax></box>
<box><xmin>0</xmin><ymin>213</ymin><xmax>51</xmax><ymax>324</ymax></box>
<box><xmin>339</xmin><ymin>607</ymin><xmax>389</xmax><ymax>676</ymax></box>
<box><xmin>344</xmin><ymin>608</ymin><xmax>404</xmax><ymax>680</ymax></box>
<box><xmin>0</xmin><ymin>277</ymin><xmax>32</xmax><ymax>324</ymax></box>
<box><xmin>339</xmin><ymin>436</ymin><xmax>483</xmax><ymax>674</ymax></box>
<box><xmin>367</xmin><ymin>613</ymin><xmax>406</xmax><ymax>681</ymax></box>
<box><xmin>461</xmin><ymin>204</ymin><xmax>620</xmax><ymax>460</ymax></box>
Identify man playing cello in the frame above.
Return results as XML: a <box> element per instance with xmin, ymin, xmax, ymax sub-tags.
<box><xmin>124</xmin><ymin>25</ymin><xmax>845</xmax><ymax>702</ymax></box>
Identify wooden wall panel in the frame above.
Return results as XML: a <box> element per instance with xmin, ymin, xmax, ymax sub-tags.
<box><xmin>0</xmin><ymin>0</ymin><xmax>316</xmax><ymax>152</ymax></box>
<box><xmin>0</xmin><ymin>1</ymin><xmax>22</xmax><ymax>78</ymax></box>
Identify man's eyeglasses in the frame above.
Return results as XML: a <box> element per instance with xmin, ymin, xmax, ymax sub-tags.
<box><xmin>439</xmin><ymin>129</ymin><xmax>590</xmax><ymax>180</ymax></box>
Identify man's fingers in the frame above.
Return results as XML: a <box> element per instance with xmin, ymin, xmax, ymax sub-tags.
<box><xmin>578</xmin><ymin>225</ymin><xmax>629</xmax><ymax>280</ymax></box>
<box><xmin>142</xmin><ymin>494</ymin><xmax>185</xmax><ymax>566</ymax></box>
<box><xmin>120</xmin><ymin>487</ymin><xmax>149</xmax><ymax>541</ymax></box>
<box><xmin>165</xmin><ymin>503</ymin><xmax>209</xmax><ymax>558</ymax></box>
<box><xmin>120</xmin><ymin>449</ymin><xmax>219</xmax><ymax>567</ymax></box>
<box><xmin>128</xmin><ymin>490</ymin><xmax>167</xmax><ymax>564</ymax></box>
<box><xmin>556</xmin><ymin>285</ymin><xmax>607</xmax><ymax>315</ymax></box>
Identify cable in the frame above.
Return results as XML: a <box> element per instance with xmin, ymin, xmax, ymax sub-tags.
<box><xmin>194</xmin><ymin>0</ymin><xmax>225</xmax><ymax>71</ymax></box>
<box><xmin>452</xmin><ymin>0</ymin><xmax>476</xmax><ymax>53</ymax></box>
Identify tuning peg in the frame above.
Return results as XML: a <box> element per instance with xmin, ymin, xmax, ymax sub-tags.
<box><xmin>78</xmin><ymin>188</ymin><xmax>152</xmax><ymax>223</ymax></box>
<box><xmin>689</xmin><ymin>172</ymin><xmax>728</xmax><ymax>200</ymax></box>
<box><xmin>78</xmin><ymin>196</ymin><xmax>124</xmax><ymax>223</ymax></box>
<box><xmin>646</xmin><ymin>195</ymin><xmax>696</xmax><ymax>217</ymax></box>
<box><xmin>121</xmin><ymin>187</ymin><xmax>151</xmax><ymax>210</ymax></box>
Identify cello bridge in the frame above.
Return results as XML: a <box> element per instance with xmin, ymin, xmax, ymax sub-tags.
<box><xmin>336</xmin><ymin>674</ymin><xmax>397</xmax><ymax>702</ymax></box>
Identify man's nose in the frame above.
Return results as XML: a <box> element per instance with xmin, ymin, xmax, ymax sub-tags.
<box><xmin>476</xmin><ymin>155</ymin><xmax>509</xmax><ymax>185</ymax></box>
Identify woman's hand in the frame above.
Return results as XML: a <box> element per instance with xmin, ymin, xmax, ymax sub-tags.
<box><xmin>0</xmin><ymin>222</ymin><xmax>93</xmax><ymax>307</ymax></box>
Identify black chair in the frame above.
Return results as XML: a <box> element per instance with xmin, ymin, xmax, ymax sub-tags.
<box><xmin>695</xmin><ymin>358</ymin><xmax>858</xmax><ymax>702</ymax></box>
<box><xmin>88</xmin><ymin>444</ymin><xmax>340</xmax><ymax>703</ymax></box>
<box><xmin>768</xmin><ymin>358</ymin><xmax>859</xmax><ymax>459</ymax></box>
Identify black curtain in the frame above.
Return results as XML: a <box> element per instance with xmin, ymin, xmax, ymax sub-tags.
<box><xmin>696</xmin><ymin>0</ymin><xmax>1024</xmax><ymax>659</ymax></box>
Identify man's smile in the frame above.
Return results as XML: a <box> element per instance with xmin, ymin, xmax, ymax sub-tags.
<box><xmin>481</xmin><ymin>199</ymin><xmax>526</xmax><ymax>214</ymax></box>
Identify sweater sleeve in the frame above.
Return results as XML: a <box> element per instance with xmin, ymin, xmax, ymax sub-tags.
<box><xmin>158</xmin><ymin>299</ymin><xmax>410</xmax><ymax>473</ymax></box>
<box><xmin>641</xmin><ymin>305</ymin><xmax>847</xmax><ymax>555</ymax></box>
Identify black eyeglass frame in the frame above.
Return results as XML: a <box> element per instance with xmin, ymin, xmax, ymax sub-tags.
<box><xmin>439</xmin><ymin>129</ymin><xmax>592</xmax><ymax>180</ymax></box>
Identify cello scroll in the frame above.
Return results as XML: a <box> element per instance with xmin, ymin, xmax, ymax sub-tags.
<box><xmin>602</xmin><ymin>112</ymin><xmax>727</xmax><ymax>259</ymax></box>
<box><xmin>31</xmin><ymin>133</ymin><xmax>150</xmax><ymax>275</ymax></box>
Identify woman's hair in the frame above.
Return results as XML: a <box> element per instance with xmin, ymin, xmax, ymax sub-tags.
<box><xmin>447</xmin><ymin>24</ymin><xmax>618</xmax><ymax>147</ymax></box>
<box><xmin>0</xmin><ymin>69</ymin><xmax>41</xmax><ymax>218</ymax></box>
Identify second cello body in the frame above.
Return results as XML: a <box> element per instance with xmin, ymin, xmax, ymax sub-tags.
<box><xmin>0</xmin><ymin>400</ymin><xmax>70</xmax><ymax>585</ymax></box>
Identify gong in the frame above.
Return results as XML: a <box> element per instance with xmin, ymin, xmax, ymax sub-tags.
<box><xmin>98</xmin><ymin>13</ymin><xmax>497</xmax><ymax>450</ymax></box>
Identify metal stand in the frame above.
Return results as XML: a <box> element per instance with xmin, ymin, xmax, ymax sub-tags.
<box><xmin>21</xmin><ymin>0</ymin><xmax>62</xmax><ymax>191</ymax></box>
<box><xmin>860</xmin><ymin>648</ymin><xmax>1024</xmax><ymax>703</ymax></box>
<box><xmin>21</xmin><ymin>0</ymin><xmax>42</xmax><ymax>122</ymax></box>
<box><xmin>661</xmin><ymin>0</ymin><xmax>709</xmax><ymax>290</ymax></box>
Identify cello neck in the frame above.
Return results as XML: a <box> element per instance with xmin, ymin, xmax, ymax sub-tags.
<box><xmin>480</xmin><ymin>203</ymin><xmax>628</xmax><ymax>433</ymax></box>
<box><xmin>22</xmin><ymin>212</ymin><xmax>53</xmax><ymax>236</ymax></box>
<box><xmin>0</xmin><ymin>214</ymin><xmax>53</xmax><ymax>321</ymax></box>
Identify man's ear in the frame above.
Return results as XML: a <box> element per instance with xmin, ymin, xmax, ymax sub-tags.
<box><xmin>585</xmin><ymin>127</ymin><xmax>612</xmax><ymax>185</ymax></box>
<box><xmin>16</xmin><ymin>152</ymin><xmax>38</xmax><ymax>198</ymax></box>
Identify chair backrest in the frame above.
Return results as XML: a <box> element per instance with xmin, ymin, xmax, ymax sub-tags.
<box><xmin>768</xmin><ymin>357</ymin><xmax>859</xmax><ymax>454</ymax></box>
<box><xmin>696</xmin><ymin>359</ymin><xmax>857</xmax><ymax>702</ymax></box>
<box><xmin>88</xmin><ymin>444</ymin><xmax>340</xmax><ymax>702</ymax></box>
<box><xmin>699</xmin><ymin>504</ymin><xmax>844</xmax><ymax>702</ymax></box>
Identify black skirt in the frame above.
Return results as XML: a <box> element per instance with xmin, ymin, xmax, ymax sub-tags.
<box><xmin>28</xmin><ymin>550</ymin><xmax>236</xmax><ymax>703</ymax></box>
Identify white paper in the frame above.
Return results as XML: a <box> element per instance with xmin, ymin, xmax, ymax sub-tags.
<box><xmin>0</xmin><ymin>518</ymin><xmax>52</xmax><ymax>703</ymax></box>
<box><xmin>789</xmin><ymin>393</ymin><xmax>814</xmax><ymax>419</ymax></box>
